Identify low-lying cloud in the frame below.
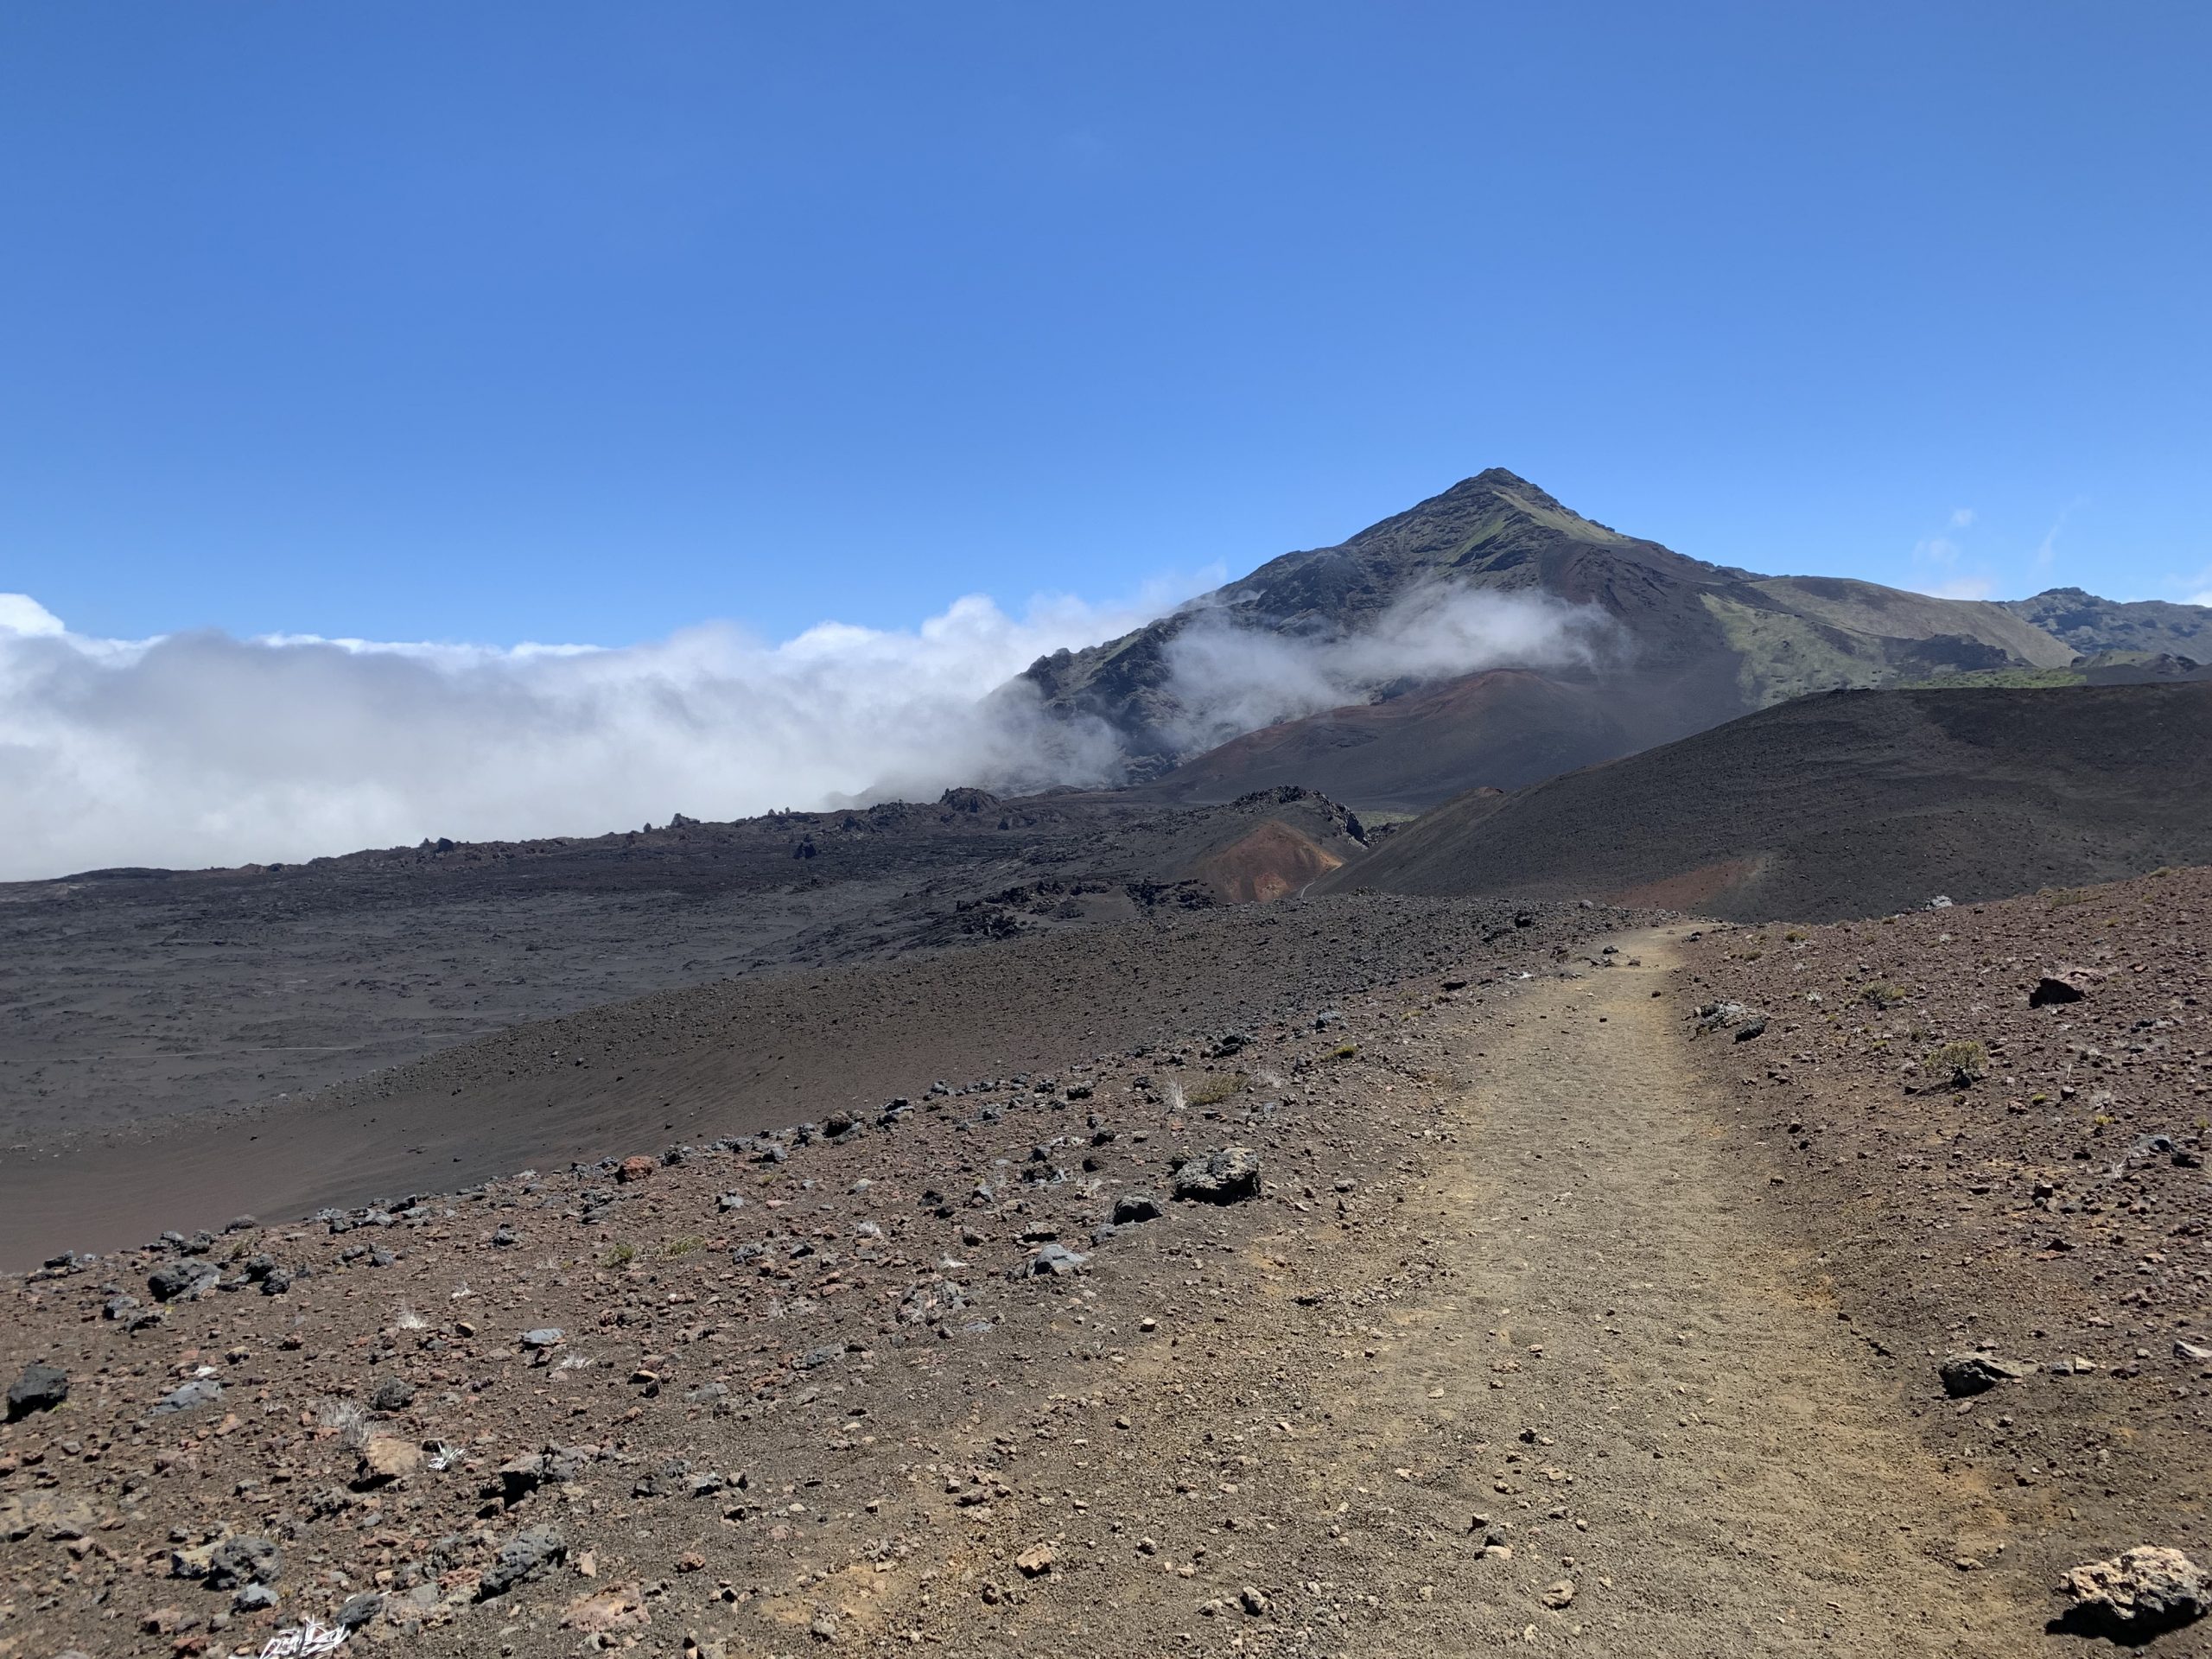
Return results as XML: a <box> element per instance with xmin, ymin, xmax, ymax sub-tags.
<box><xmin>0</xmin><ymin>578</ymin><xmax>1606</xmax><ymax>881</ymax></box>
<box><xmin>1157</xmin><ymin>586</ymin><xmax>1611</xmax><ymax>754</ymax></box>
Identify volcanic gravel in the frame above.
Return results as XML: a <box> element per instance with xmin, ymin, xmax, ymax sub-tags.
<box><xmin>0</xmin><ymin>905</ymin><xmax>1635</xmax><ymax>1658</ymax></box>
<box><xmin>1681</xmin><ymin>864</ymin><xmax>2212</xmax><ymax>1628</ymax></box>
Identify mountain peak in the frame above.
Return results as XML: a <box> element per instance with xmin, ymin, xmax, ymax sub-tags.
<box><xmin>1455</xmin><ymin>467</ymin><xmax>1557</xmax><ymax>503</ymax></box>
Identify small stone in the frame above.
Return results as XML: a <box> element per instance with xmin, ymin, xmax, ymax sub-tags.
<box><xmin>151</xmin><ymin>1378</ymin><xmax>223</xmax><ymax>1416</ymax></box>
<box><xmin>1938</xmin><ymin>1353</ymin><xmax>2031</xmax><ymax>1397</ymax></box>
<box><xmin>369</xmin><ymin>1376</ymin><xmax>416</xmax><ymax>1413</ymax></box>
<box><xmin>519</xmin><ymin>1327</ymin><xmax>565</xmax><ymax>1349</ymax></box>
<box><xmin>477</xmin><ymin>1524</ymin><xmax>567</xmax><ymax>1598</ymax></box>
<box><xmin>617</xmin><ymin>1156</ymin><xmax>656</xmax><ymax>1184</ymax></box>
<box><xmin>204</xmin><ymin>1534</ymin><xmax>282</xmax><ymax>1589</ymax></box>
<box><xmin>1013</xmin><ymin>1242</ymin><xmax>1088</xmax><ymax>1279</ymax></box>
<box><xmin>1112</xmin><ymin>1193</ymin><xmax>1164</xmax><ymax>1225</ymax></box>
<box><xmin>232</xmin><ymin>1583</ymin><xmax>279</xmax><ymax>1613</ymax></box>
<box><xmin>1015</xmin><ymin>1544</ymin><xmax>1055</xmax><ymax>1578</ymax></box>
<box><xmin>335</xmin><ymin>1591</ymin><xmax>385</xmax><ymax>1630</ymax></box>
<box><xmin>147</xmin><ymin>1260</ymin><xmax>219</xmax><ymax>1303</ymax></box>
<box><xmin>1540</xmin><ymin>1580</ymin><xmax>1577</xmax><ymax>1610</ymax></box>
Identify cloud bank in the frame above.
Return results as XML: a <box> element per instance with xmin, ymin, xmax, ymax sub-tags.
<box><xmin>0</xmin><ymin>578</ymin><xmax>1606</xmax><ymax>881</ymax></box>
<box><xmin>1157</xmin><ymin>587</ymin><xmax>1611</xmax><ymax>755</ymax></box>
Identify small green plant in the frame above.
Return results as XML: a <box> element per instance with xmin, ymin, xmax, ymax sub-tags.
<box><xmin>2030</xmin><ymin>1092</ymin><xmax>2050</xmax><ymax>1105</ymax></box>
<box><xmin>1861</xmin><ymin>982</ymin><xmax>1910</xmax><ymax>1009</ymax></box>
<box><xmin>1924</xmin><ymin>1039</ymin><xmax>1988</xmax><ymax>1086</ymax></box>
<box><xmin>1331</xmin><ymin>1043</ymin><xmax>1358</xmax><ymax>1060</ymax></box>
<box><xmin>2043</xmin><ymin>887</ymin><xmax>2095</xmax><ymax>910</ymax></box>
<box><xmin>1184</xmin><ymin>1072</ymin><xmax>1245</xmax><ymax>1108</ymax></box>
<box><xmin>662</xmin><ymin>1235</ymin><xmax>704</xmax><ymax>1258</ymax></box>
<box><xmin>1785</xmin><ymin>931</ymin><xmax>1807</xmax><ymax>943</ymax></box>
<box><xmin>602</xmin><ymin>1242</ymin><xmax>636</xmax><ymax>1268</ymax></box>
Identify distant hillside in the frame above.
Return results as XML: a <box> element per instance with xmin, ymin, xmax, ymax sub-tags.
<box><xmin>1316</xmin><ymin>683</ymin><xmax>2212</xmax><ymax>922</ymax></box>
<box><xmin>2003</xmin><ymin>587</ymin><xmax>2212</xmax><ymax>661</ymax></box>
<box><xmin>1023</xmin><ymin>470</ymin><xmax>2160</xmax><ymax>809</ymax></box>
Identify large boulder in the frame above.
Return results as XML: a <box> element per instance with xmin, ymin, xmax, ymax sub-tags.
<box><xmin>2056</xmin><ymin>1546</ymin><xmax>2208</xmax><ymax>1636</ymax></box>
<box><xmin>1173</xmin><ymin>1147</ymin><xmax>1262</xmax><ymax>1205</ymax></box>
<box><xmin>5</xmin><ymin>1362</ymin><xmax>67</xmax><ymax>1421</ymax></box>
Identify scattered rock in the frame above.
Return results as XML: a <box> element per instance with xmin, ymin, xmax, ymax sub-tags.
<box><xmin>1013</xmin><ymin>1242</ymin><xmax>1087</xmax><ymax>1278</ymax></box>
<box><xmin>617</xmin><ymin>1156</ymin><xmax>656</xmax><ymax>1184</ymax></box>
<box><xmin>477</xmin><ymin>1524</ymin><xmax>567</xmax><ymax>1598</ymax></box>
<box><xmin>204</xmin><ymin>1535</ymin><xmax>282</xmax><ymax>1590</ymax></box>
<box><xmin>2056</xmin><ymin>1546</ymin><xmax>2207</xmax><ymax>1636</ymax></box>
<box><xmin>151</xmin><ymin>1378</ymin><xmax>223</xmax><ymax>1416</ymax></box>
<box><xmin>0</xmin><ymin>1490</ymin><xmax>94</xmax><ymax>1543</ymax></box>
<box><xmin>5</xmin><ymin>1361</ymin><xmax>67</xmax><ymax>1421</ymax></box>
<box><xmin>356</xmin><ymin>1437</ymin><xmax>423</xmax><ymax>1485</ymax></box>
<box><xmin>1112</xmin><ymin>1193</ymin><xmax>1164</xmax><ymax>1225</ymax></box>
<box><xmin>2030</xmin><ymin>973</ymin><xmax>2089</xmax><ymax>1007</ymax></box>
<box><xmin>368</xmin><ymin>1376</ymin><xmax>416</xmax><ymax>1413</ymax></box>
<box><xmin>147</xmin><ymin>1260</ymin><xmax>219</xmax><ymax>1302</ymax></box>
<box><xmin>1015</xmin><ymin>1544</ymin><xmax>1055</xmax><ymax>1577</ymax></box>
<box><xmin>1172</xmin><ymin>1147</ymin><xmax>1262</xmax><ymax>1204</ymax></box>
<box><xmin>334</xmin><ymin>1591</ymin><xmax>386</xmax><ymax>1630</ymax></box>
<box><xmin>1939</xmin><ymin>1352</ymin><xmax>2031</xmax><ymax>1397</ymax></box>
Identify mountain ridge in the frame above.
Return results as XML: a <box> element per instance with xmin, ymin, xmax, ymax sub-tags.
<box><xmin>1023</xmin><ymin>471</ymin><xmax>2207</xmax><ymax>809</ymax></box>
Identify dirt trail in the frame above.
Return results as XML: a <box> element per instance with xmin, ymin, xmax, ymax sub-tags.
<box><xmin>880</xmin><ymin>928</ymin><xmax>2050</xmax><ymax>1658</ymax></box>
<box><xmin>1298</xmin><ymin>926</ymin><xmax>2031</xmax><ymax>1653</ymax></box>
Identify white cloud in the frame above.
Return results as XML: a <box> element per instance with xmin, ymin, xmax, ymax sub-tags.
<box><xmin>0</xmin><ymin>564</ymin><xmax>1599</xmax><ymax>881</ymax></box>
<box><xmin>0</xmin><ymin>594</ymin><xmax>67</xmax><ymax>638</ymax></box>
<box><xmin>2032</xmin><ymin>499</ymin><xmax>2086</xmax><ymax>573</ymax></box>
<box><xmin>1913</xmin><ymin>576</ymin><xmax>1995</xmax><ymax>601</ymax></box>
<box><xmin>1913</xmin><ymin>535</ymin><xmax>1961</xmax><ymax>565</ymax></box>
<box><xmin>1949</xmin><ymin>508</ymin><xmax>1976</xmax><ymax>529</ymax></box>
<box><xmin>1157</xmin><ymin>586</ymin><xmax>1610</xmax><ymax>755</ymax></box>
<box><xmin>0</xmin><ymin>588</ymin><xmax>1183</xmax><ymax>881</ymax></box>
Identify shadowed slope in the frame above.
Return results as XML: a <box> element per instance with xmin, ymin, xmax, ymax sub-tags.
<box><xmin>1320</xmin><ymin>683</ymin><xmax>2212</xmax><ymax>921</ymax></box>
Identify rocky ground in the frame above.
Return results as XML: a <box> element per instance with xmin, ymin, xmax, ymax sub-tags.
<box><xmin>2</xmin><ymin>901</ymin><xmax>1649</xmax><ymax>1658</ymax></box>
<box><xmin>10</xmin><ymin>868</ymin><xmax>2212</xmax><ymax>1658</ymax></box>
<box><xmin>0</xmin><ymin>788</ymin><xmax>1369</xmax><ymax>1146</ymax></box>
<box><xmin>1679</xmin><ymin>865</ymin><xmax>2212</xmax><ymax>1649</ymax></box>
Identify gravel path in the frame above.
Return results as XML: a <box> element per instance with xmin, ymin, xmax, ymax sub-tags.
<box><xmin>1245</xmin><ymin>928</ymin><xmax>2035</xmax><ymax>1654</ymax></box>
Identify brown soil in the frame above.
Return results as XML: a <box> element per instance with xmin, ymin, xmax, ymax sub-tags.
<box><xmin>1189</xmin><ymin>821</ymin><xmax>1344</xmax><ymax>904</ymax></box>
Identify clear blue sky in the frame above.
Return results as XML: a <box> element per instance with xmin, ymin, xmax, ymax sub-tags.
<box><xmin>4</xmin><ymin>2</ymin><xmax>2208</xmax><ymax>646</ymax></box>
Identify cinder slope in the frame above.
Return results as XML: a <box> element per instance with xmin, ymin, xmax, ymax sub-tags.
<box><xmin>1320</xmin><ymin>683</ymin><xmax>2212</xmax><ymax>921</ymax></box>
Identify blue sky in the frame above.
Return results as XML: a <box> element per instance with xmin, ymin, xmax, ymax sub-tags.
<box><xmin>3</xmin><ymin>2</ymin><xmax>2209</xmax><ymax>649</ymax></box>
